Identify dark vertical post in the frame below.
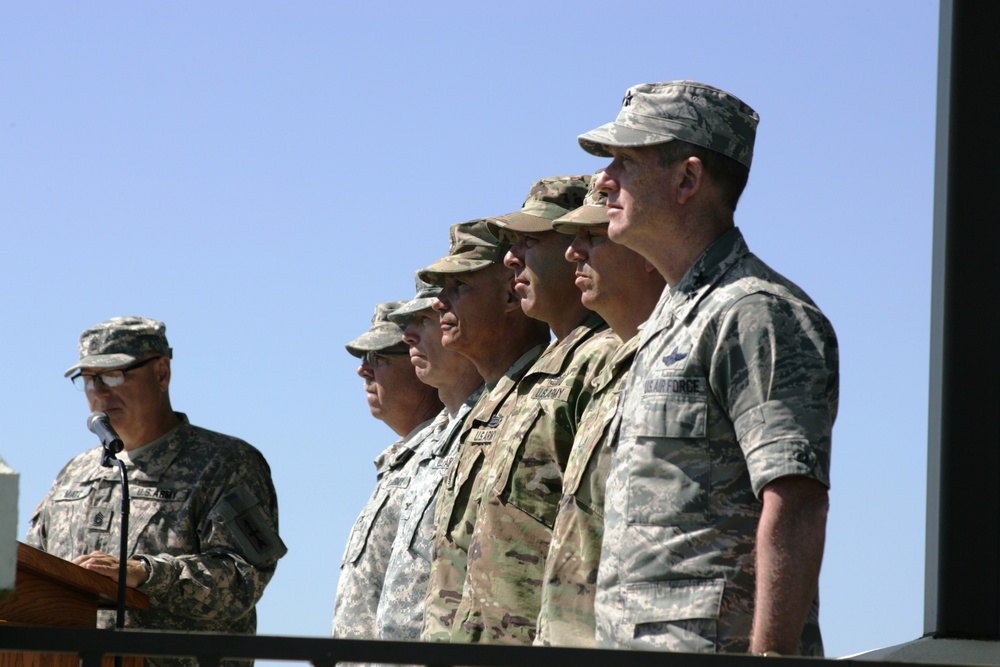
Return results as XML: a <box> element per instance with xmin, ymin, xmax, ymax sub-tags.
<box><xmin>925</xmin><ymin>0</ymin><xmax>1000</xmax><ymax>640</ymax></box>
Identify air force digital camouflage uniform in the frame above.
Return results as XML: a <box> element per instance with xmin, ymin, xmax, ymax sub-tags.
<box><xmin>449</xmin><ymin>177</ymin><xmax>620</xmax><ymax>645</ymax></box>
<box><xmin>535</xmin><ymin>334</ymin><xmax>636</xmax><ymax>647</ymax></box>
<box><xmin>28</xmin><ymin>317</ymin><xmax>285</xmax><ymax>667</ymax></box>
<box><xmin>578</xmin><ymin>82</ymin><xmax>839</xmax><ymax>654</ymax></box>
<box><xmin>374</xmin><ymin>281</ymin><xmax>486</xmax><ymax>641</ymax></box>
<box><xmin>332</xmin><ymin>302</ymin><xmax>439</xmax><ymax>639</ymax></box>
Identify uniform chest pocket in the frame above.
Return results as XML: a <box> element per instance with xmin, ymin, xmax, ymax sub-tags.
<box><xmin>51</xmin><ymin>487</ymin><xmax>116</xmax><ymax>534</ymax></box>
<box><xmin>342</xmin><ymin>491</ymin><xmax>390</xmax><ymax>567</ymax></box>
<box><xmin>563</xmin><ymin>393</ymin><xmax>618</xmax><ymax>502</ymax></box>
<box><xmin>436</xmin><ymin>445</ymin><xmax>485</xmax><ymax>539</ymax></box>
<box><xmin>494</xmin><ymin>406</ymin><xmax>568</xmax><ymax>529</ymax></box>
<box><xmin>402</xmin><ymin>486</ymin><xmax>439</xmax><ymax>558</ymax></box>
<box><xmin>626</xmin><ymin>387</ymin><xmax>711</xmax><ymax>526</ymax></box>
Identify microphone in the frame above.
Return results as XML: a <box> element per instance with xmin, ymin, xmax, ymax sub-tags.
<box><xmin>88</xmin><ymin>411</ymin><xmax>124</xmax><ymax>455</ymax></box>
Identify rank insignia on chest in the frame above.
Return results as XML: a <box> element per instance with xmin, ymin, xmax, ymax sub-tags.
<box><xmin>87</xmin><ymin>508</ymin><xmax>114</xmax><ymax>532</ymax></box>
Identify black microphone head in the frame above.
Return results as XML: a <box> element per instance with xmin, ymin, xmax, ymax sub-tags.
<box><xmin>87</xmin><ymin>411</ymin><xmax>109</xmax><ymax>434</ymax></box>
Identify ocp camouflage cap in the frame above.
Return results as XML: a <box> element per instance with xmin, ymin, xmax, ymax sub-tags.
<box><xmin>417</xmin><ymin>219</ymin><xmax>511</xmax><ymax>286</ymax></box>
<box><xmin>486</xmin><ymin>175</ymin><xmax>591</xmax><ymax>239</ymax></box>
<box><xmin>389</xmin><ymin>274</ymin><xmax>441</xmax><ymax>325</ymax></box>
<box><xmin>578</xmin><ymin>81</ymin><xmax>759</xmax><ymax>168</ymax></box>
<box><xmin>64</xmin><ymin>316</ymin><xmax>173</xmax><ymax>377</ymax></box>
<box><xmin>552</xmin><ymin>171</ymin><xmax>609</xmax><ymax>233</ymax></box>
<box><xmin>345</xmin><ymin>301</ymin><xmax>407</xmax><ymax>358</ymax></box>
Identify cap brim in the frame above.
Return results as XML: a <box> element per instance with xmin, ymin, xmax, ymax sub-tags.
<box><xmin>417</xmin><ymin>256</ymin><xmax>497</xmax><ymax>285</ymax></box>
<box><xmin>344</xmin><ymin>331</ymin><xmax>404</xmax><ymax>357</ymax></box>
<box><xmin>64</xmin><ymin>353</ymin><xmax>138</xmax><ymax>377</ymax></box>
<box><xmin>490</xmin><ymin>212</ymin><xmax>555</xmax><ymax>234</ymax></box>
<box><xmin>552</xmin><ymin>205</ymin><xmax>610</xmax><ymax>233</ymax></box>
<box><xmin>578</xmin><ymin>122</ymin><xmax>676</xmax><ymax>157</ymax></box>
<box><xmin>388</xmin><ymin>297</ymin><xmax>436</xmax><ymax>323</ymax></box>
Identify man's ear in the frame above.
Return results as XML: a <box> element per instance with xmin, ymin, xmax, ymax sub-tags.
<box><xmin>157</xmin><ymin>357</ymin><xmax>171</xmax><ymax>392</ymax></box>
<box><xmin>675</xmin><ymin>156</ymin><xmax>705</xmax><ymax>205</ymax></box>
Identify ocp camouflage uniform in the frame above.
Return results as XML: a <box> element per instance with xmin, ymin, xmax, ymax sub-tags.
<box><xmin>375</xmin><ymin>386</ymin><xmax>484</xmax><ymax>640</ymax></box>
<box><xmin>27</xmin><ymin>413</ymin><xmax>286</xmax><ymax>667</ymax></box>
<box><xmin>451</xmin><ymin>313</ymin><xmax>618</xmax><ymax>645</ymax></box>
<box><xmin>535</xmin><ymin>332</ymin><xmax>636</xmax><ymax>647</ymax></box>
<box><xmin>332</xmin><ymin>415</ymin><xmax>438</xmax><ymax>638</ymax></box>
<box><xmin>594</xmin><ymin>228</ymin><xmax>838</xmax><ymax>654</ymax></box>
<box><xmin>420</xmin><ymin>345</ymin><xmax>544</xmax><ymax>642</ymax></box>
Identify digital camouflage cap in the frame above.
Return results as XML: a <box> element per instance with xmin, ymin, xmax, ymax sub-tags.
<box><xmin>552</xmin><ymin>170</ymin><xmax>609</xmax><ymax>233</ymax></box>
<box><xmin>64</xmin><ymin>316</ymin><xmax>173</xmax><ymax>377</ymax></box>
<box><xmin>486</xmin><ymin>175</ymin><xmax>591</xmax><ymax>239</ymax></box>
<box><xmin>345</xmin><ymin>301</ymin><xmax>407</xmax><ymax>358</ymax></box>
<box><xmin>578</xmin><ymin>80</ymin><xmax>759</xmax><ymax>168</ymax></box>
<box><xmin>417</xmin><ymin>219</ymin><xmax>511</xmax><ymax>285</ymax></box>
<box><xmin>389</xmin><ymin>274</ymin><xmax>441</xmax><ymax>325</ymax></box>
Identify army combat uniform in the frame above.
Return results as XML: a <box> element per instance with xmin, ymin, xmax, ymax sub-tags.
<box><xmin>420</xmin><ymin>345</ymin><xmax>543</xmax><ymax>642</ymax></box>
<box><xmin>594</xmin><ymin>228</ymin><xmax>838</xmax><ymax>654</ymax></box>
<box><xmin>332</xmin><ymin>415</ymin><xmax>438</xmax><ymax>638</ymax></box>
<box><xmin>27</xmin><ymin>413</ymin><xmax>285</xmax><ymax>667</ymax></box>
<box><xmin>375</xmin><ymin>386</ymin><xmax>483</xmax><ymax>641</ymax></box>
<box><xmin>451</xmin><ymin>313</ymin><xmax>618</xmax><ymax>645</ymax></box>
<box><xmin>535</xmin><ymin>332</ymin><xmax>636</xmax><ymax>647</ymax></box>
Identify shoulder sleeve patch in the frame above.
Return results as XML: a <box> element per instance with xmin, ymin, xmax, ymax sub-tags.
<box><xmin>210</xmin><ymin>487</ymin><xmax>287</xmax><ymax>567</ymax></box>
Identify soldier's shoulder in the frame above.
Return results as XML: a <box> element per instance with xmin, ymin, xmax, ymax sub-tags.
<box><xmin>183</xmin><ymin>423</ymin><xmax>270</xmax><ymax>464</ymax></box>
<box><xmin>55</xmin><ymin>446</ymin><xmax>104</xmax><ymax>479</ymax></box>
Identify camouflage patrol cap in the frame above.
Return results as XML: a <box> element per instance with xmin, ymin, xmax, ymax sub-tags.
<box><xmin>389</xmin><ymin>274</ymin><xmax>441</xmax><ymax>324</ymax></box>
<box><xmin>486</xmin><ymin>175</ymin><xmax>591</xmax><ymax>238</ymax></box>
<box><xmin>552</xmin><ymin>171</ymin><xmax>609</xmax><ymax>233</ymax></box>
<box><xmin>578</xmin><ymin>81</ymin><xmax>759</xmax><ymax>168</ymax></box>
<box><xmin>64</xmin><ymin>316</ymin><xmax>173</xmax><ymax>377</ymax></box>
<box><xmin>417</xmin><ymin>219</ymin><xmax>511</xmax><ymax>286</ymax></box>
<box><xmin>345</xmin><ymin>301</ymin><xmax>407</xmax><ymax>358</ymax></box>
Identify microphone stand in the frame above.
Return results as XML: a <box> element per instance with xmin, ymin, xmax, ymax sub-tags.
<box><xmin>99</xmin><ymin>443</ymin><xmax>130</xmax><ymax>667</ymax></box>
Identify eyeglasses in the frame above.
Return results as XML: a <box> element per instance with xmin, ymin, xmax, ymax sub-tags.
<box><xmin>70</xmin><ymin>355</ymin><xmax>162</xmax><ymax>391</ymax></box>
<box><xmin>363</xmin><ymin>349</ymin><xmax>408</xmax><ymax>368</ymax></box>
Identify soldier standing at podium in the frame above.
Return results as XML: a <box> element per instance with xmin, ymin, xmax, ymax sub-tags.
<box><xmin>27</xmin><ymin>316</ymin><xmax>286</xmax><ymax>667</ymax></box>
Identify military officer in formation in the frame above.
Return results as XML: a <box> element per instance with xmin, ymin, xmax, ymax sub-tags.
<box><xmin>335</xmin><ymin>80</ymin><xmax>838</xmax><ymax>656</ymax></box>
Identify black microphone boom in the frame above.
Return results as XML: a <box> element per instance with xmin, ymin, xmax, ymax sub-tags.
<box><xmin>88</xmin><ymin>411</ymin><xmax>124</xmax><ymax>455</ymax></box>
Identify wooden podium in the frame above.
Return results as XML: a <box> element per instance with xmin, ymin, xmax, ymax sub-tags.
<box><xmin>0</xmin><ymin>542</ymin><xmax>149</xmax><ymax>667</ymax></box>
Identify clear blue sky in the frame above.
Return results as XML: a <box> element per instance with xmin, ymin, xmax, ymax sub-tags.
<box><xmin>2</xmin><ymin>1</ymin><xmax>939</xmax><ymax>657</ymax></box>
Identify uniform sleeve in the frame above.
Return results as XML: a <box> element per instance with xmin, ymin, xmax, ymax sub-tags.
<box><xmin>137</xmin><ymin>447</ymin><xmax>286</xmax><ymax>624</ymax></box>
<box><xmin>25</xmin><ymin>458</ymin><xmax>78</xmax><ymax>552</ymax></box>
<box><xmin>25</xmin><ymin>492</ymin><xmax>51</xmax><ymax>550</ymax></box>
<box><xmin>711</xmin><ymin>292</ymin><xmax>839</xmax><ymax>497</ymax></box>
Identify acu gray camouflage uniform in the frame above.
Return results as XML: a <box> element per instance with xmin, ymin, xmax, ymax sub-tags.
<box><xmin>375</xmin><ymin>386</ymin><xmax>484</xmax><ymax>640</ymax></box>
<box><xmin>594</xmin><ymin>228</ymin><xmax>838</xmax><ymax>654</ymax></box>
<box><xmin>420</xmin><ymin>345</ymin><xmax>543</xmax><ymax>642</ymax></box>
<box><xmin>535</xmin><ymin>332</ymin><xmax>636</xmax><ymax>647</ymax></box>
<box><xmin>27</xmin><ymin>413</ymin><xmax>286</xmax><ymax>667</ymax></box>
<box><xmin>333</xmin><ymin>299</ymin><xmax>441</xmax><ymax>638</ymax></box>
<box><xmin>332</xmin><ymin>415</ymin><xmax>439</xmax><ymax>638</ymax></box>
<box><xmin>452</xmin><ymin>313</ymin><xmax>619</xmax><ymax>645</ymax></box>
